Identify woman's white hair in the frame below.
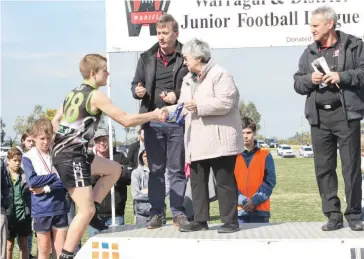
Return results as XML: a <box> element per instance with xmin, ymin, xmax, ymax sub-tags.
<box><xmin>312</xmin><ymin>5</ymin><xmax>338</xmax><ymax>29</ymax></box>
<box><xmin>182</xmin><ymin>38</ymin><xmax>211</xmax><ymax>63</ymax></box>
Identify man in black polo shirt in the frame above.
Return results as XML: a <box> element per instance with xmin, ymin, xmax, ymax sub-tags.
<box><xmin>131</xmin><ymin>14</ymin><xmax>189</xmax><ymax>229</ymax></box>
<box><xmin>294</xmin><ymin>6</ymin><xmax>364</xmax><ymax>231</ymax></box>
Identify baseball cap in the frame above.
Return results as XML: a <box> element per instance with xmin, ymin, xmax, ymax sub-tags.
<box><xmin>93</xmin><ymin>128</ymin><xmax>109</xmax><ymax>141</ymax></box>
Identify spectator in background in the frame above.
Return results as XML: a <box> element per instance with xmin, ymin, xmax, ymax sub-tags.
<box><xmin>17</xmin><ymin>130</ymin><xmax>35</xmax><ymax>259</ymax></box>
<box><xmin>131</xmin><ymin>148</ymin><xmax>169</xmax><ymax>226</ymax></box>
<box><xmin>3</xmin><ymin>130</ymin><xmax>35</xmax><ymax>259</ymax></box>
<box><xmin>18</xmin><ymin>130</ymin><xmax>34</xmax><ymax>153</ymax></box>
<box><xmin>88</xmin><ymin>128</ymin><xmax>131</xmax><ymax>237</ymax></box>
<box><xmin>4</xmin><ymin>130</ymin><xmax>33</xmax><ymax>164</ymax></box>
<box><xmin>1</xmin><ymin>159</ymin><xmax>10</xmax><ymax>259</ymax></box>
<box><xmin>234</xmin><ymin>117</ymin><xmax>276</xmax><ymax>224</ymax></box>
<box><xmin>5</xmin><ymin>148</ymin><xmax>32</xmax><ymax>259</ymax></box>
<box><xmin>131</xmin><ymin>148</ymin><xmax>151</xmax><ymax>226</ymax></box>
<box><xmin>22</xmin><ymin>118</ymin><xmax>68</xmax><ymax>259</ymax></box>
<box><xmin>127</xmin><ymin>128</ymin><xmax>144</xmax><ymax>171</ymax></box>
<box><xmin>4</xmin><ymin>129</ymin><xmax>34</xmax><ymax>259</ymax></box>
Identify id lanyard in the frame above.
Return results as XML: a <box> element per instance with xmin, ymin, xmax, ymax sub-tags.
<box><xmin>36</xmin><ymin>148</ymin><xmax>52</xmax><ymax>174</ymax></box>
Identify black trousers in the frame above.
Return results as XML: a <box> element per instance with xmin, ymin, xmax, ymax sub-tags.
<box><xmin>311</xmin><ymin>107</ymin><xmax>362</xmax><ymax>222</ymax></box>
<box><xmin>190</xmin><ymin>155</ymin><xmax>238</xmax><ymax>224</ymax></box>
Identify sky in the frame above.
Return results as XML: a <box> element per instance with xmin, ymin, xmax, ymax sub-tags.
<box><xmin>1</xmin><ymin>0</ymin><xmax>313</xmax><ymax>142</ymax></box>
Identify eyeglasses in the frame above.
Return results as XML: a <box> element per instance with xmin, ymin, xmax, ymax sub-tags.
<box><xmin>95</xmin><ymin>137</ymin><xmax>109</xmax><ymax>143</ymax></box>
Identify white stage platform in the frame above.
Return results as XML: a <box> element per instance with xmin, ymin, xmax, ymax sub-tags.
<box><xmin>75</xmin><ymin>222</ymin><xmax>364</xmax><ymax>259</ymax></box>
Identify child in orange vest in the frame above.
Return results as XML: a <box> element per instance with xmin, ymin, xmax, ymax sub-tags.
<box><xmin>234</xmin><ymin>117</ymin><xmax>276</xmax><ymax>224</ymax></box>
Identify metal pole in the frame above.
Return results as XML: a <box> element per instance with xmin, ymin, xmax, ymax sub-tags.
<box><xmin>136</xmin><ymin>51</ymin><xmax>141</xmax><ymax>113</ymax></box>
<box><xmin>301</xmin><ymin>116</ymin><xmax>303</xmax><ymax>145</ymax></box>
<box><xmin>107</xmin><ymin>53</ymin><xmax>116</xmax><ymax>227</ymax></box>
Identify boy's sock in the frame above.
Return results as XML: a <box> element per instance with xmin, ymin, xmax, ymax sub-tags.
<box><xmin>59</xmin><ymin>249</ymin><xmax>74</xmax><ymax>259</ymax></box>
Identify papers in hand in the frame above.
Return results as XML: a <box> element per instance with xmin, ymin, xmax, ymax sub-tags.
<box><xmin>311</xmin><ymin>57</ymin><xmax>331</xmax><ymax>89</ymax></box>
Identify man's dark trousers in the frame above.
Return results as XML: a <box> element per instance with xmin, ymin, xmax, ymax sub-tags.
<box><xmin>144</xmin><ymin>121</ymin><xmax>186</xmax><ymax>217</ymax></box>
<box><xmin>311</xmin><ymin>107</ymin><xmax>362</xmax><ymax>222</ymax></box>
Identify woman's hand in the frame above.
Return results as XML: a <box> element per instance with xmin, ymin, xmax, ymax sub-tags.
<box><xmin>184</xmin><ymin>100</ymin><xmax>197</xmax><ymax>112</ymax></box>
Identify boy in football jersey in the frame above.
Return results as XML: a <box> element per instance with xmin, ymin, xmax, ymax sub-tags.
<box><xmin>52</xmin><ymin>54</ymin><xmax>167</xmax><ymax>259</ymax></box>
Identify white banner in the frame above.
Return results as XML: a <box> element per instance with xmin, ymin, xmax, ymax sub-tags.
<box><xmin>105</xmin><ymin>0</ymin><xmax>364</xmax><ymax>52</ymax></box>
<box><xmin>76</xmin><ymin>236</ymin><xmax>364</xmax><ymax>259</ymax></box>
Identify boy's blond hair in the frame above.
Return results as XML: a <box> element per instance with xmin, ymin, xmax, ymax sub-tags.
<box><xmin>79</xmin><ymin>54</ymin><xmax>107</xmax><ymax>79</ymax></box>
<box><xmin>30</xmin><ymin>118</ymin><xmax>53</xmax><ymax>138</ymax></box>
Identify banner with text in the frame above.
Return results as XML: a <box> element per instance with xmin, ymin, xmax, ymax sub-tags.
<box><xmin>105</xmin><ymin>0</ymin><xmax>364</xmax><ymax>52</ymax></box>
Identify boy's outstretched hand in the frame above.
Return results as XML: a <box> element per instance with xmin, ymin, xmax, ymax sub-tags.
<box><xmin>160</xmin><ymin>108</ymin><xmax>168</xmax><ymax>122</ymax></box>
<box><xmin>153</xmin><ymin>108</ymin><xmax>169</xmax><ymax>122</ymax></box>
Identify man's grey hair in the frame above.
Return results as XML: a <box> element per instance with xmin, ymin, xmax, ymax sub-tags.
<box><xmin>312</xmin><ymin>5</ymin><xmax>338</xmax><ymax>29</ymax></box>
<box><xmin>157</xmin><ymin>14</ymin><xmax>179</xmax><ymax>33</ymax></box>
<box><xmin>182</xmin><ymin>38</ymin><xmax>211</xmax><ymax>63</ymax></box>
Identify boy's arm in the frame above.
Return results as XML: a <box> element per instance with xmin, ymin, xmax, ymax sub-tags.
<box><xmin>48</xmin><ymin>178</ymin><xmax>66</xmax><ymax>191</ymax></box>
<box><xmin>52</xmin><ymin>105</ymin><xmax>63</xmax><ymax>134</ymax></box>
<box><xmin>91</xmin><ymin>91</ymin><xmax>162</xmax><ymax>127</ymax></box>
<box><xmin>22</xmin><ymin>157</ymin><xmax>58</xmax><ymax>188</ymax></box>
<box><xmin>251</xmin><ymin>153</ymin><xmax>276</xmax><ymax>206</ymax></box>
<box><xmin>31</xmin><ymin>178</ymin><xmax>65</xmax><ymax>195</ymax></box>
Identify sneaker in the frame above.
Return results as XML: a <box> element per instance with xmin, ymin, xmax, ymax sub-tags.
<box><xmin>217</xmin><ymin>223</ymin><xmax>240</xmax><ymax>233</ymax></box>
<box><xmin>147</xmin><ymin>215</ymin><xmax>163</xmax><ymax>229</ymax></box>
<box><xmin>321</xmin><ymin>219</ymin><xmax>343</xmax><ymax>231</ymax></box>
<box><xmin>89</xmin><ymin>214</ymin><xmax>108</xmax><ymax>231</ymax></box>
<box><xmin>172</xmin><ymin>214</ymin><xmax>189</xmax><ymax>228</ymax></box>
<box><xmin>348</xmin><ymin>220</ymin><xmax>364</xmax><ymax>231</ymax></box>
<box><xmin>179</xmin><ymin>221</ymin><xmax>209</xmax><ymax>232</ymax></box>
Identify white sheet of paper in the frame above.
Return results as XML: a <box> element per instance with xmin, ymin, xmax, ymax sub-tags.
<box><xmin>311</xmin><ymin>57</ymin><xmax>331</xmax><ymax>89</ymax></box>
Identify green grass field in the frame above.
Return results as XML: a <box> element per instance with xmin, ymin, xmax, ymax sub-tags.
<box><xmin>14</xmin><ymin>157</ymin><xmax>346</xmax><ymax>258</ymax></box>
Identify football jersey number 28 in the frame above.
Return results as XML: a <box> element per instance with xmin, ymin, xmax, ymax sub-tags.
<box><xmin>64</xmin><ymin>92</ymin><xmax>84</xmax><ymax>123</ymax></box>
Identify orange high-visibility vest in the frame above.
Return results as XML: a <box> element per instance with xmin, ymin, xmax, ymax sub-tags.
<box><xmin>234</xmin><ymin>149</ymin><xmax>270</xmax><ymax>212</ymax></box>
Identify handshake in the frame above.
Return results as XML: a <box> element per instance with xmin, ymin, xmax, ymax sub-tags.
<box><xmin>152</xmin><ymin>107</ymin><xmax>169</xmax><ymax>123</ymax></box>
<box><xmin>152</xmin><ymin>101</ymin><xmax>194</xmax><ymax>125</ymax></box>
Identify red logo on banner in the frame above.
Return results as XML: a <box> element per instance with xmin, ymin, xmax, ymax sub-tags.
<box><xmin>125</xmin><ymin>0</ymin><xmax>170</xmax><ymax>37</ymax></box>
<box><xmin>130</xmin><ymin>11</ymin><xmax>163</xmax><ymax>24</ymax></box>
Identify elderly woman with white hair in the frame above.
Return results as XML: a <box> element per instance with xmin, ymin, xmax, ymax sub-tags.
<box><xmin>166</xmin><ymin>38</ymin><xmax>244</xmax><ymax>233</ymax></box>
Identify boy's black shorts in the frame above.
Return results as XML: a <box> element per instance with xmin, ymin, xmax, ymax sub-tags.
<box><xmin>54</xmin><ymin>154</ymin><xmax>94</xmax><ymax>189</ymax></box>
<box><xmin>8</xmin><ymin>217</ymin><xmax>32</xmax><ymax>239</ymax></box>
